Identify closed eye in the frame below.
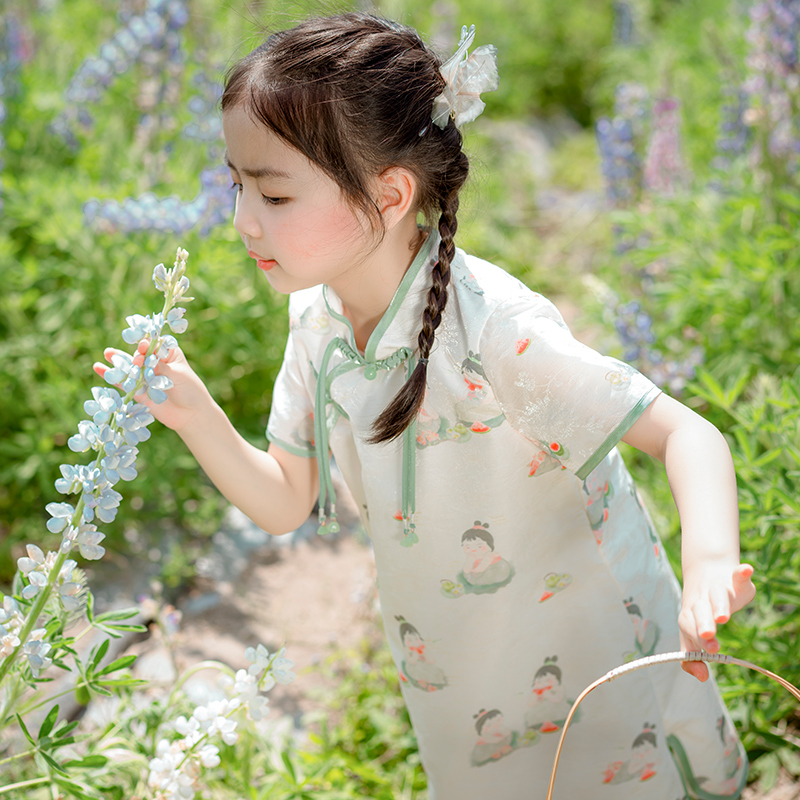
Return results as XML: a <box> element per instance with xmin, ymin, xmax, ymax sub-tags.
<box><xmin>261</xmin><ymin>196</ymin><xmax>288</xmax><ymax>206</ymax></box>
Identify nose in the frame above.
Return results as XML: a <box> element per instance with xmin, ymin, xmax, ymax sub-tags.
<box><xmin>232</xmin><ymin>188</ymin><xmax>262</xmax><ymax>241</ymax></box>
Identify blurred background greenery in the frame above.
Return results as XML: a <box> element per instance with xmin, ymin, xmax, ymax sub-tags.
<box><xmin>2</xmin><ymin>0</ymin><xmax>800</xmax><ymax>793</ymax></box>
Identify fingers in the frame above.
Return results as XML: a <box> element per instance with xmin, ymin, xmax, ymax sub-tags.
<box><xmin>681</xmin><ymin>661</ymin><xmax>709</xmax><ymax>682</ymax></box>
<box><xmin>731</xmin><ymin>563</ymin><xmax>756</xmax><ymax>612</ymax></box>
<box><xmin>678</xmin><ymin>629</ymin><xmax>710</xmax><ymax>682</ymax></box>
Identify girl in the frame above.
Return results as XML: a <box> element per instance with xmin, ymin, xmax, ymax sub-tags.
<box><xmin>96</xmin><ymin>13</ymin><xmax>756</xmax><ymax>799</ymax></box>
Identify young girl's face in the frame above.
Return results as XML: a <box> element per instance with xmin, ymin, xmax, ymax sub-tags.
<box><xmin>223</xmin><ymin>107</ymin><xmax>376</xmax><ymax>295</ymax></box>
<box><xmin>463</xmin><ymin>538</ymin><xmax>489</xmax><ymax>558</ymax></box>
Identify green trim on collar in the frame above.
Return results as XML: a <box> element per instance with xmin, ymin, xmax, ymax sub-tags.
<box><xmin>321</xmin><ymin>233</ymin><xmax>436</xmax><ymax>361</ymax></box>
<box><xmin>574</xmin><ymin>387</ymin><xmax>662</xmax><ymax>480</ymax></box>
<box><xmin>364</xmin><ymin>234</ymin><xmax>436</xmax><ymax>362</ymax></box>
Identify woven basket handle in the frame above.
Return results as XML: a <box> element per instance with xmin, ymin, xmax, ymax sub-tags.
<box><xmin>545</xmin><ymin>651</ymin><xmax>800</xmax><ymax>800</ymax></box>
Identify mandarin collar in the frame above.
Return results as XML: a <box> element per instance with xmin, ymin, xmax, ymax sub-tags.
<box><xmin>321</xmin><ymin>233</ymin><xmax>438</xmax><ymax>362</ymax></box>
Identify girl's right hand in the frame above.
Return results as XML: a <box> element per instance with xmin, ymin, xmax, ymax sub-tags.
<box><xmin>93</xmin><ymin>340</ymin><xmax>212</xmax><ymax>434</ymax></box>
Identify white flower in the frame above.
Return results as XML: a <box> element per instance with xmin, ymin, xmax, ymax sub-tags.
<box><xmin>0</xmin><ymin>629</ymin><xmax>21</xmax><ymax>658</ymax></box>
<box><xmin>248</xmin><ymin>695</ymin><xmax>269</xmax><ymax>721</ymax></box>
<box><xmin>233</xmin><ymin>668</ymin><xmax>258</xmax><ymax>700</ymax></box>
<box><xmin>193</xmin><ymin>698</ymin><xmax>240</xmax><ymax>744</ymax></box>
<box><xmin>198</xmin><ymin>744</ymin><xmax>220</xmax><ymax>768</ymax></box>
<box><xmin>245</xmin><ymin>643</ymin><xmax>270</xmax><ymax>676</ymax></box>
<box><xmin>23</xmin><ymin>630</ymin><xmax>53</xmax><ymax>678</ymax></box>
<box><xmin>17</xmin><ymin>543</ymin><xmax>45</xmax><ymax>575</ymax></box>
<box><xmin>270</xmin><ymin>649</ymin><xmax>296</xmax><ymax>685</ymax></box>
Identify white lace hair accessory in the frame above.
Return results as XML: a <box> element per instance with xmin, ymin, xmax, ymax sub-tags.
<box><xmin>431</xmin><ymin>24</ymin><xmax>499</xmax><ymax>130</ymax></box>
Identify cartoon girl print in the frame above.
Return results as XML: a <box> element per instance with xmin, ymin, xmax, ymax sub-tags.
<box><xmin>524</xmin><ymin>656</ymin><xmax>576</xmax><ymax>734</ymax></box>
<box><xmin>603</xmin><ymin>723</ymin><xmax>660</xmax><ymax>785</ymax></box>
<box><xmin>470</xmin><ymin>709</ymin><xmax>516</xmax><ymax>766</ymax></box>
<box><xmin>623</xmin><ymin>597</ymin><xmax>661</xmax><ymax>660</ymax></box>
<box><xmin>539</xmin><ymin>572</ymin><xmax>572</xmax><ymax>602</ymax></box>
<box><xmin>395</xmin><ymin>616</ymin><xmax>448</xmax><ymax>692</ymax></box>
<box><xmin>453</xmin><ymin>352</ymin><xmax>505</xmax><ymax>434</ymax></box>
<box><xmin>583</xmin><ymin>472</ymin><xmax>614</xmax><ymax>544</ymax></box>
<box><xmin>440</xmin><ymin>522</ymin><xmax>514</xmax><ymax>598</ymax></box>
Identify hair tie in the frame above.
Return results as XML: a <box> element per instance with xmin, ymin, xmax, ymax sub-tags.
<box><xmin>418</xmin><ymin>357</ymin><xmax>429</xmax><ymax>365</ymax></box>
<box><xmin>431</xmin><ymin>24</ymin><xmax>499</xmax><ymax>130</ymax></box>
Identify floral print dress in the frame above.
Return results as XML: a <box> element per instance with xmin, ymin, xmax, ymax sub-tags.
<box><xmin>266</xmin><ymin>235</ymin><xmax>748</xmax><ymax>800</ymax></box>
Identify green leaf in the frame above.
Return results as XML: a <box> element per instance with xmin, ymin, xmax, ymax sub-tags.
<box><xmin>85</xmin><ymin>590</ymin><xmax>94</xmax><ymax>623</ymax></box>
<box><xmin>93</xmin><ymin>607</ymin><xmax>140</xmax><ymax>623</ymax></box>
<box><xmin>53</xmin><ymin>777</ymin><xmax>103</xmax><ymax>800</ymax></box>
<box><xmin>63</xmin><ymin>755</ymin><xmax>109</xmax><ymax>769</ymax></box>
<box><xmin>38</xmin><ymin>704</ymin><xmax>59</xmax><ymax>740</ymax></box>
<box><xmin>16</xmin><ymin>713</ymin><xmax>35</xmax><ymax>745</ymax></box>
<box><xmin>96</xmin><ymin>654</ymin><xmax>136</xmax><ymax>676</ymax></box>
<box><xmin>281</xmin><ymin>751</ymin><xmax>298</xmax><ymax>784</ymax></box>
<box><xmin>88</xmin><ymin>638</ymin><xmax>109</xmax><ymax>671</ymax></box>
<box><xmin>40</xmin><ymin>750</ymin><xmax>68</xmax><ymax>775</ymax></box>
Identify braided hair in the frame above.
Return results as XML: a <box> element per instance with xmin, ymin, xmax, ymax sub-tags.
<box><xmin>221</xmin><ymin>13</ymin><xmax>470</xmax><ymax>443</ymax></box>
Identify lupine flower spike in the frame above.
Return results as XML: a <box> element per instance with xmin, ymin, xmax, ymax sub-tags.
<box><xmin>0</xmin><ymin>248</ymin><xmax>192</xmax><ymax>684</ymax></box>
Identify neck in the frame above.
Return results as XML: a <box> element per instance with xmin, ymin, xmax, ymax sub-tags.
<box><xmin>332</xmin><ymin>216</ymin><xmax>427</xmax><ymax>352</ymax></box>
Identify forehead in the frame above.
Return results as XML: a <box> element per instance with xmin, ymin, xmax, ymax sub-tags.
<box><xmin>221</xmin><ymin>106</ymin><xmax>311</xmax><ymax>180</ymax></box>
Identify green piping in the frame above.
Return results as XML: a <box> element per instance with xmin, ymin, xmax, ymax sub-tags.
<box><xmin>666</xmin><ymin>734</ymin><xmax>747</xmax><ymax>800</ymax></box>
<box><xmin>575</xmin><ymin>386</ymin><xmax>662</xmax><ymax>480</ymax></box>
<box><xmin>265</xmin><ymin>434</ymin><xmax>315</xmax><ymax>458</ymax></box>
<box><xmin>364</xmin><ymin>235</ymin><xmax>436</xmax><ymax>362</ymax></box>
<box><xmin>400</xmin><ymin>356</ymin><xmax>419</xmax><ymax>547</ymax></box>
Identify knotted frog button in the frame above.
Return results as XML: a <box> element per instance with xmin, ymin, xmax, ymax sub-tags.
<box><xmin>364</xmin><ymin>364</ymin><xmax>378</xmax><ymax>380</ymax></box>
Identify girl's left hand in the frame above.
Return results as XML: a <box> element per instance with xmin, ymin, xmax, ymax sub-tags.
<box><xmin>678</xmin><ymin>562</ymin><xmax>756</xmax><ymax>681</ymax></box>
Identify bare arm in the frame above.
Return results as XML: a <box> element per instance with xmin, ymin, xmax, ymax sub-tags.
<box><xmin>622</xmin><ymin>392</ymin><xmax>755</xmax><ymax>681</ymax></box>
<box><xmin>179</xmin><ymin>403</ymin><xmax>318</xmax><ymax>534</ymax></box>
<box><xmin>95</xmin><ymin>343</ymin><xmax>318</xmax><ymax>535</ymax></box>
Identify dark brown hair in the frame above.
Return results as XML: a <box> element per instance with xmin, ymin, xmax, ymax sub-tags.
<box><xmin>221</xmin><ymin>13</ymin><xmax>470</xmax><ymax>443</ymax></box>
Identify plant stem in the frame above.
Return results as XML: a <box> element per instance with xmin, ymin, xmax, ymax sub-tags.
<box><xmin>0</xmin><ymin>777</ymin><xmax>50</xmax><ymax>795</ymax></box>
<box><xmin>0</xmin><ymin>748</ymin><xmax>36</xmax><ymax>767</ymax></box>
<box><xmin>0</xmin><ymin>549</ymin><xmax>68</xmax><ymax>684</ymax></box>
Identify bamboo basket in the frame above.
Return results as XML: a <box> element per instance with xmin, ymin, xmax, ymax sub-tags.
<box><xmin>545</xmin><ymin>651</ymin><xmax>800</xmax><ymax>800</ymax></box>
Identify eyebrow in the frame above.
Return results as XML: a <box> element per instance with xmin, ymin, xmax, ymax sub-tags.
<box><xmin>223</xmin><ymin>153</ymin><xmax>292</xmax><ymax>180</ymax></box>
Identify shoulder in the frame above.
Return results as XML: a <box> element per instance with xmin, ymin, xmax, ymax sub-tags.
<box><xmin>449</xmin><ymin>249</ymin><xmax>569</xmax><ymax>341</ymax></box>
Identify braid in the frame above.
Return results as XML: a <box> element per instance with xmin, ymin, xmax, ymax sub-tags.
<box><xmin>369</xmin><ymin>151</ymin><xmax>467</xmax><ymax>444</ymax></box>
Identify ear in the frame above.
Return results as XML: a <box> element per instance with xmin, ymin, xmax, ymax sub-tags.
<box><xmin>374</xmin><ymin>167</ymin><xmax>417</xmax><ymax>228</ymax></box>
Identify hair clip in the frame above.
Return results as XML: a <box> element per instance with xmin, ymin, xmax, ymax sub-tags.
<box><xmin>431</xmin><ymin>24</ymin><xmax>499</xmax><ymax>130</ymax></box>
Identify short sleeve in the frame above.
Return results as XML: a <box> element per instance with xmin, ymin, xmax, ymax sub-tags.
<box><xmin>266</xmin><ymin>331</ymin><xmax>316</xmax><ymax>458</ymax></box>
<box><xmin>479</xmin><ymin>295</ymin><xmax>661</xmax><ymax>480</ymax></box>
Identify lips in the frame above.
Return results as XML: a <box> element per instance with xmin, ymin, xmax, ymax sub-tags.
<box><xmin>248</xmin><ymin>250</ymin><xmax>277</xmax><ymax>271</ymax></box>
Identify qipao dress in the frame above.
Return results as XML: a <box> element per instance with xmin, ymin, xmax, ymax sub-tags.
<box><xmin>266</xmin><ymin>235</ymin><xmax>748</xmax><ymax>800</ymax></box>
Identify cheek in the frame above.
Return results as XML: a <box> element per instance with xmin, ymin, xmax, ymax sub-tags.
<box><xmin>285</xmin><ymin>203</ymin><xmax>367</xmax><ymax>259</ymax></box>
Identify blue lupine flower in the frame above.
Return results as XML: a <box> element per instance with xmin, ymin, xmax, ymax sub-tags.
<box><xmin>122</xmin><ymin>313</ymin><xmax>163</xmax><ymax>344</ymax></box>
<box><xmin>46</xmin><ymin>502</ymin><xmax>76</xmax><ymax>533</ymax></box>
<box><xmin>76</xmin><ymin>526</ymin><xmax>106</xmax><ymax>561</ymax></box>
<box><xmin>156</xmin><ymin>335</ymin><xmax>178</xmax><ymax>360</ymax></box>
<box><xmin>166</xmin><ymin>307</ymin><xmax>187</xmax><ymax>334</ymax></box>
<box><xmin>55</xmin><ymin>463</ymin><xmax>99</xmax><ymax>495</ymax></box>
<box><xmin>103</xmin><ymin>351</ymin><xmax>141</xmax><ymax>394</ymax></box>
<box><xmin>68</xmin><ymin>419</ymin><xmax>104</xmax><ymax>453</ymax></box>
<box><xmin>116</xmin><ymin>402</ymin><xmax>154</xmax><ymax>445</ymax></box>
<box><xmin>595</xmin><ymin>116</ymin><xmax>641</xmax><ymax>205</ymax></box>
<box><xmin>101</xmin><ymin>443</ymin><xmax>139</xmax><ymax>483</ymax></box>
<box><xmin>23</xmin><ymin>632</ymin><xmax>53</xmax><ymax>678</ymax></box>
<box><xmin>84</xmin><ymin>386</ymin><xmax>123</xmax><ymax>425</ymax></box>
<box><xmin>90</xmin><ymin>485</ymin><xmax>124</xmax><ymax>524</ymax></box>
